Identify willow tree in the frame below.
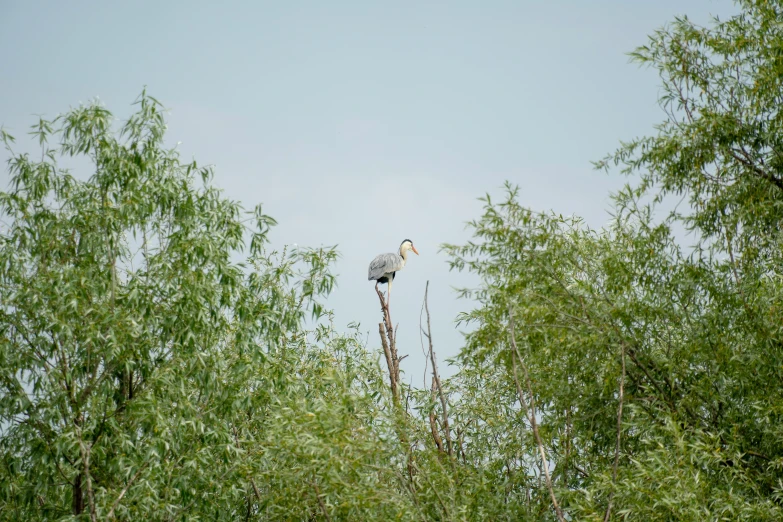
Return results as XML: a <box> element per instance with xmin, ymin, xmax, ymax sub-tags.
<box><xmin>0</xmin><ymin>93</ymin><xmax>417</xmax><ymax>520</ymax></box>
<box><xmin>443</xmin><ymin>1</ymin><xmax>783</xmax><ymax>519</ymax></box>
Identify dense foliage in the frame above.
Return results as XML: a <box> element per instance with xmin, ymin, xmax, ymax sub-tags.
<box><xmin>3</xmin><ymin>1</ymin><xmax>783</xmax><ymax>519</ymax></box>
<box><xmin>443</xmin><ymin>1</ymin><xmax>783</xmax><ymax>519</ymax></box>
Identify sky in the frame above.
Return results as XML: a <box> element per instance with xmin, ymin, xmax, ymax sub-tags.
<box><xmin>0</xmin><ymin>1</ymin><xmax>736</xmax><ymax>384</ymax></box>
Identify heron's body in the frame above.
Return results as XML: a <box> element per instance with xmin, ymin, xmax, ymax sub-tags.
<box><xmin>368</xmin><ymin>239</ymin><xmax>418</xmax><ymax>305</ymax></box>
<box><xmin>368</xmin><ymin>252</ymin><xmax>405</xmax><ymax>283</ymax></box>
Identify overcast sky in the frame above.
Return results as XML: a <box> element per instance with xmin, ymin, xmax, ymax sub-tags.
<box><xmin>1</xmin><ymin>1</ymin><xmax>735</xmax><ymax>383</ymax></box>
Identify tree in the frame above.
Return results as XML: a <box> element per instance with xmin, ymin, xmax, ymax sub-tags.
<box><xmin>0</xmin><ymin>93</ymin><xmax>406</xmax><ymax>520</ymax></box>
<box><xmin>442</xmin><ymin>1</ymin><xmax>783</xmax><ymax>519</ymax></box>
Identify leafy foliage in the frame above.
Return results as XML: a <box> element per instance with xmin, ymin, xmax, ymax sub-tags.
<box><xmin>441</xmin><ymin>1</ymin><xmax>783</xmax><ymax>519</ymax></box>
<box><xmin>0</xmin><ymin>93</ymin><xmax>405</xmax><ymax>520</ymax></box>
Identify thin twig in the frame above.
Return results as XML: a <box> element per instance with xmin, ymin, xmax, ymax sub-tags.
<box><xmin>604</xmin><ymin>342</ymin><xmax>626</xmax><ymax>522</ymax></box>
<box><xmin>422</xmin><ymin>281</ymin><xmax>452</xmax><ymax>457</ymax></box>
<box><xmin>419</xmin><ymin>296</ymin><xmax>430</xmax><ymax>389</ymax></box>
<box><xmin>313</xmin><ymin>482</ymin><xmax>332</xmax><ymax>522</ymax></box>
<box><xmin>108</xmin><ymin>462</ymin><xmax>150</xmax><ymax>519</ymax></box>
<box><xmin>508</xmin><ymin>308</ymin><xmax>565</xmax><ymax>522</ymax></box>
<box><xmin>75</xmin><ymin>429</ymin><xmax>97</xmax><ymax>522</ymax></box>
<box><xmin>428</xmin><ymin>379</ymin><xmax>444</xmax><ymax>453</ymax></box>
<box><xmin>404</xmin><ymin>376</ymin><xmax>414</xmax><ymax>414</ymax></box>
<box><xmin>251</xmin><ymin>478</ymin><xmax>262</xmax><ymax>501</ymax></box>
<box><xmin>721</xmin><ymin>208</ymin><xmax>748</xmax><ymax>307</ymax></box>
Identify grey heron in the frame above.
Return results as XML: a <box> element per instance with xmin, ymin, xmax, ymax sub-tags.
<box><xmin>368</xmin><ymin>239</ymin><xmax>419</xmax><ymax>305</ymax></box>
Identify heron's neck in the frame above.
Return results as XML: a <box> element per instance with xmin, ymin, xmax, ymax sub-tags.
<box><xmin>399</xmin><ymin>248</ymin><xmax>409</xmax><ymax>263</ymax></box>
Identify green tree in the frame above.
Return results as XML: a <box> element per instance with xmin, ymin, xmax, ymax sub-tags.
<box><xmin>0</xmin><ymin>93</ymin><xmax>409</xmax><ymax>520</ymax></box>
<box><xmin>441</xmin><ymin>1</ymin><xmax>783</xmax><ymax>520</ymax></box>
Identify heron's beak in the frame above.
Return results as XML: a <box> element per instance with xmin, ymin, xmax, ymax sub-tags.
<box><xmin>412</xmin><ymin>245</ymin><xmax>419</xmax><ymax>255</ymax></box>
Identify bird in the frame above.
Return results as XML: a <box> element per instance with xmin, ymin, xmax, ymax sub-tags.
<box><xmin>368</xmin><ymin>239</ymin><xmax>419</xmax><ymax>306</ymax></box>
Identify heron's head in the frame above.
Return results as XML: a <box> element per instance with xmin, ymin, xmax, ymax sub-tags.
<box><xmin>400</xmin><ymin>239</ymin><xmax>419</xmax><ymax>256</ymax></box>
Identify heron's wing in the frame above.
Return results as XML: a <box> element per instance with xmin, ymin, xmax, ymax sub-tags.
<box><xmin>368</xmin><ymin>253</ymin><xmax>404</xmax><ymax>280</ymax></box>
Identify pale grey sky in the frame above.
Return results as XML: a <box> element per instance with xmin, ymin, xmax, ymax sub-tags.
<box><xmin>1</xmin><ymin>1</ymin><xmax>735</xmax><ymax>382</ymax></box>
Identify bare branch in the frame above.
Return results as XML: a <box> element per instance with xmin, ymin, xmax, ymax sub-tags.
<box><xmin>376</xmin><ymin>285</ymin><xmax>400</xmax><ymax>403</ymax></box>
<box><xmin>378</xmin><ymin>323</ymin><xmax>398</xmax><ymax>401</ymax></box>
<box><xmin>422</xmin><ymin>281</ymin><xmax>453</xmax><ymax>457</ymax></box>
